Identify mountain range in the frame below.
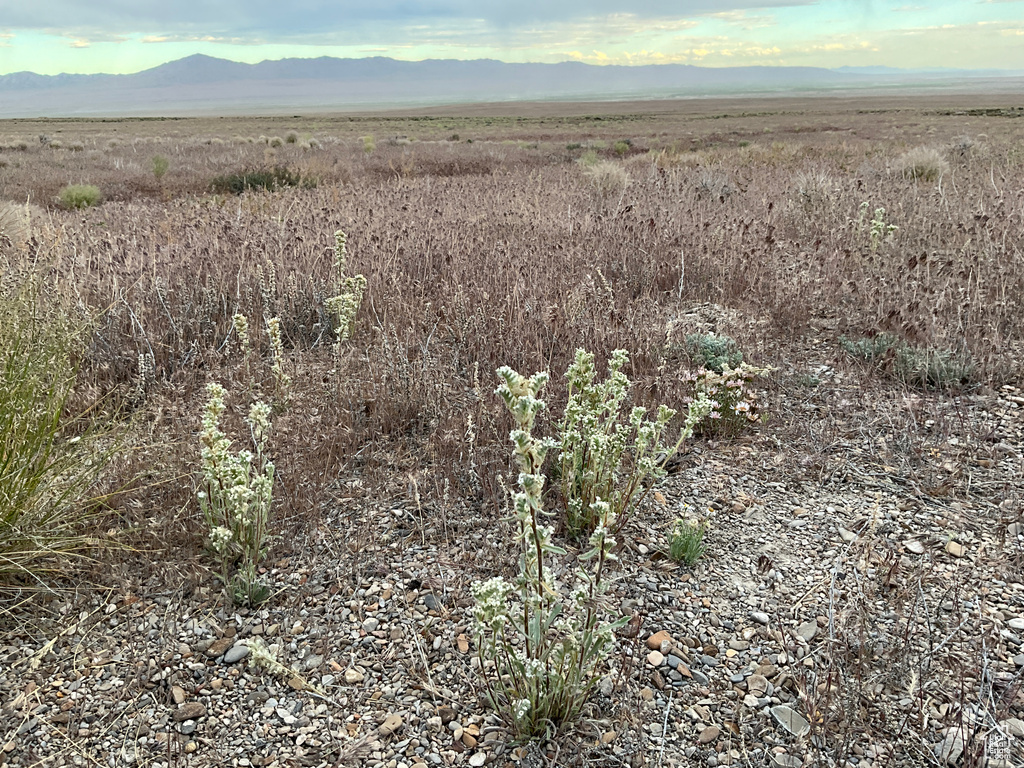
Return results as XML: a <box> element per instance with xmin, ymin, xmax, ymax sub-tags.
<box><xmin>2</xmin><ymin>54</ymin><xmax>1022</xmax><ymax>117</ymax></box>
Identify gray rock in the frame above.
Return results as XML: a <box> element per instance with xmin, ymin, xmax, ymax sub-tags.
<box><xmin>690</xmin><ymin>669</ymin><xmax>710</xmax><ymax>685</ymax></box>
<box><xmin>796</xmin><ymin>620</ymin><xmax>818</xmax><ymax>643</ymax></box>
<box><xmin>223</xmin><ymin>643</ymin><xmax>250</xmax><ymax>664</ymax></box>
<box><xmin>750</xmin><ymin>612</ymin><xmax>771</xmax><ymax>625</ymax></box>
<box><xmin>770</xmin><ymin>706</ymin><xmax>810</xmax><ymax>737</ymax></box>
<box><xmin>1008</xmin><ymin>618</ymin><xmax>1024</xmax><ymax>632</ymax></box>
<box><xmin>771</xmin><ymin>756</ymin><xmax>801</xmax><ymax>768</ymax></box>
<box><xmin>361</xmin><ymin>617</ymin><xmax>380</xmax><ymax>632</ymax></box>
<box><xmin>935</xmin><ymin>731</ymin><xmax>964</xmax><ymax>764</ymax></box>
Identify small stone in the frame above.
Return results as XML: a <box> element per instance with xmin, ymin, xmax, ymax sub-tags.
<box><xmin>935</xmin><ymin>730</ymin><xmax>964</xmax><ymax>764</ymax></box>
<box><xmin>184</xmin><ymin>741</ymin><xmax>197</xmax><ymax>754</ymax></box>
<box><xmin>1001</xmin><ymin>717</ymin><xmax>1024</xmax><ymax>738</ymax></box>
<box><xmin>468</xmin><ymin>753</ymin><xmax>486</xmax><ymax>767</ymax></box>
<box><xmin>743</xmin><ymin>694</ymin><xmax>759</xmax><ymax>708</ymax></box>
<box><xmin>287</xmin><ymin>676</ymin><xmax>305</xmax><ymax>690</ymax></box>
<box><xmin>223</xmin><ymin>643</ymin><xmax>249</xmax><ymax>664</ymax></box>
<box><xmin>463</xmin><ymin>733</ymin><xmax>478</xmax><ymax>748</ymax></box>
<box><xmin>746</xmin><ymin>674</ymin><xmax>768</xmax><ymax>697</ymax></box>
<box><xmin>838</xmin><ymin>527</ymin><xmax>857</xmax><ymax>543</ymax></box>
<box><xmin>205</xmin><ymin>637</ymin><xmax>233</xmax><ymax>658</ymax></box>
<box><xmin>647</xmin><ymin>630</ymin><xmax>672</xmax><ymax>650</ymax></box>
<box><xmin>344</xmin><ymin>669</ymin><xmax>365</xmax><ymax>684</ymax></box>
<box><xmin>945</xmin><ymin>540</ymin><xmax>965</xmax><ymax>558</ymax></box>
<box><xmin>172</xmin><ymin>703</ymin><xmax>207</xmax><ymax>723</ymax></box>
<box><xmin>170</xmin><ymin>685</ymin><xmax>186</xmax><ymax>705</ymax></box>
<box><xmin>770</xmin><ymin>706</ymin><xmax>810</xmax><ymax>737</ymax></box>
<box><xmin>756</xmin><ymin>663</ymin><xmax>778</xmax><ymax>678</ymax></box>
<box><xmin>640</xmin><ymin>687</ymin><xmax>655</xmax><ymax>702</ymax></box>
<box><xmin>437</xmin><ymin>706</ymin><xmax>456</xmax><ymax>724</ymax></box>
<box><xmin>1008</xmin><ymin>618</ymin><xmax>1024</xmax><ymax>632</ymax></box>
<box><xmin>904</xmin><ymin>539</ymin><xmax>925</xmax><ymax>555</ymax></box>
<box><xmin>601</xmin><ymin>731</ymin><xmax>616</xmax><ymax>744</ymax></box>
<box><xmin>647</xmin><ymin>650</ymin><xmax>665</xmax><ymax>667</ymax></box>
<box><xmin>379</xmin><ymin>714</ymin><xmax>403</xmax><ymax>737</ymax></box>
<box><xmin>698</xmin><ymin>726</ymin><xmax>720</xmax><ymax>744</ymax></box>
<box><xmin>796</xmin><ymin>621</ymin><xmax>817</xmax><ymax>643</ymax></box>
<box><xmin>1013</xmin><ymin>654</ymin><xmax>1024</xmax><ymax>667</ymax></box>
<box><xmin>362</xmin><ymin>617</ymin><xmax>379</xmax><ymax>632</ymax></box>
<box><xmin>728</xmin><ymin>640</ymin><xmax>749</xmax><ymax>651</ymax></box>
<box><xmin>750</xmin><ymin>612</ymin><xmax>770</xmax><ymax>625</ymax></box>
<box><xmin>771</xmin><ymin>756</ymin><xmax>801</xmax><ymax>768</ymax></box>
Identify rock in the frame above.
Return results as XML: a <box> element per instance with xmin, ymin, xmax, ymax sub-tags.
<box><xmin>205</xmin><ymin>637</ymin><xmax>233</xmax><ymax>658</ymax></box>
<box><xmin>344</xmin><ymin>669</ymin><xmax>365</xmax><ymax>684</ymax></box>
<box><xmin>378</xmin><ymin>714</ymin><xmax>403</xmax><ymax>737</ymax></box>
<box><xmin>750</xmin><ymin>612</ymin><xmax>770</xmax><ymax>625</ymax></box>
<box><xmin>362</xmin><ymin>617</ymin><xmax>379</xmax><ymax>632</ymax></box>
<box><xmin>838</xmin><ymin>527</ymin><xmax>857</xmax><ymax>543</ymax></box>
<box><xmin>468</xmin><ymin>753</ymin><xmax>487</xmax><ymax>767</ymax></box>
<box><xmin>771</xmin><ymin>756</ymin><xmax>801</xmax><ymax>768</ymax></box>
<box><xmin>756</xmin><ymin>663</ymin><xmax>778</xmax><ymax>678</ymax></box>
<box><xmin>647</xmin><ymin>630</ymin><xmax>672</xmax><ymax>650</ymax></box>
<box><xmin>746</xmin><ymin>674</ymin><xmax>768</xmax><ymax>697</ymax></box>
<box><xmin>935</xmin><ymin>730</ymin><xmax>964</xmax><ymax>764</ymax></box>
<box><xmin>729</xmin><ymin>640</ymin><xmax>749</xmax><ymax>651</ymax></box>
<box><xmin>796</xmin><ymin>621</ymin><xmax>817</xmax><ymax>643</ymax></box>
<box><xmin>1014</xmin><ymin>654</ymin><xmax>1024</xmax><ymax>667</ymax></box>
<box><xmin>1001</xmin><ymin>717</ymin><xmax>1024</xmax><ymax>738</ymax></box>
<box><xmin>743</xmin><ymin>694</ymin><xmax>759</xmax><ymax>708</ymax></box>
<box><xmin>945</xmin><ymin>540</ymin><xmax>965</xmax><ymax>557</ymax></box>
<box><xmin>463</xmin><ymin>733</ymin><xmax>478</xmax><ymax>748</ymax></box>
<box><xmin>599</xmin><ymin>675</ymin><xmax>614</xmax><ymax>696</ymax></box>
<box><xmin>437</xmin><ymin>706</ymin><xmax>457</xmax><ymax>724</ymax></box>
<box><xmin>647</xmin><ymin>650</ymin><xmax>665</xmax><ymax>667</ymax></box>
<box><xmin>172</xmin><ymin>703</ymin><xmax>207</xmax><ymax>722</ymax></box>
<box><xmin>770</xmin><ymin>706</ymin><xmax>810</xmax><ymax>737</ymax></box>
<box><xmin>170</xmin><ymin>685</ymin><xmax>186</xmax><ymax>705</ymax></box>
<box><xmin>223</xmin><ymin>643</ymin><xmax>249</xmax><ymax>664</ymax></box>
<box><xmin>1008</xmin><ymin>618</ymin><xmax>1024</xmax><ymax>632</ymax></box>
<box><xmin>640</xmin><ymin>687</ymin><xmax>655</xmax><ymax>702</ymax></box>
<box><xmin>904</xmin><ymin>539</ymin><xmax>925</xmax><ymax>555</ymax></box>
<box><xmin>698</xmin><ymin>726</ymin><xmax>720</xmax><ymax>744</ymax></box>
<box><xmin>1008</xmin><ymin>522</ymin><xmax>1024</xmax><ymax>537</ymax></box>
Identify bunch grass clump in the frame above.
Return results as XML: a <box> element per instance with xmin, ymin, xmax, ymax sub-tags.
<box><xmin>0</xmin><ymin>269</ymin><xmax>114</xmax><ymax>587</ymax></box>
<box><xmin>894</xmin><ymin>146</ymin><xmax>950</xmax><ymax>182</ymax></box>
<box><xmin>668</xmin><ymin>516</ymin><xmax>709</xmax><ymax>565</ymax></box>
<box><xmin>59</xmin><ymin>184</ymin><xmax>102</xmax><ymax>209</ymax></box>
<box><xmin>684</xmin><ymin>332</ymin><xmax>743</xmax><ymax>373</ymax></box>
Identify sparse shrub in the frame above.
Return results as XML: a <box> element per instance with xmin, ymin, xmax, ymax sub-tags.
<box><xmin>684</xmin><ymin>332</ymin><xmax>743</xmax><ymax>373</ymax></box>
<box><xmin>59</xmin><ymin>184</ymin><xmax>102</xmax><ymax>209</ymax></box>
<box><xmin>696</xmin><ymin>170</ymin><xmax>734</xmax><ymax>200</ymax></box>
<box><xmin>951</xmin><ymin>134</ymin><xmax>975</xmax><ymax>158</ymax></box>
<box><xmin>668</xmin><ymin>516</ymin><xmax>709</xmax><ymax>565</ymax></box>
<box><xmin>566</xmin><ymin>142</ymin><xmax>583</xmax><ymax>151</ymax></box>
<box><xmin>840</xmin><ymin>333</ymin><xmax>975</xmax><ymax>390</ymax></box>
<box><xmin>895</xmin><ymin>146</ymin><xmax>949</xmax><ymax>181</ymax></box>
<box><xmin>0</xmin><ymin>270</ymin><xmax>114</xmax><ymax>586</ymax></box>
<box><xmin>360</xmin><ymin>135</ymin><xmax>376</xmax><ymax>154</ymax></box>
<box><xmin>197</xmin><ymin>382</ymin><xmax>274</xmax><ymax>606</ymax></box>
<box><xmin>285</xmin><ymin>131</ymin><xmax>299</xmax><ymax>144</ymax></box>
<box><xmin>472</xmin><ymin>365</ymin><xmax>628</xmax><ymax>739</ymax></box>
<box><xmin>151</xmin><ymin>154</ymin><xmax>169</xmax><ymax>180</ymax></box>
<box><xmin>613</xmin><ymin>140</ymin><xmax>631</xmax><ymax>157</ymax></box>
<box><xmin>577</xmin><ymin>149</ymin><xmax>598</xmax><ymax>167</ymax></box>
<box><xmin>67</xmin><ymin>142</ymin><xmax>85</xmax><ymax>152</ymax></box>
<box><xmin>209</xmin><ymin>166</ymin><xmax>302</xmax><ymax>195</ymax></box>
<box><xmin>0</xmin><ymin>201</ymin><xmax>31</xmax><ymax>250</ymax></box>
<box><xmin>583</xmin><ymin>160</ymin><xmax>629</xmax><ymax>210</ymax></box>
<box><xmin>48</xmin><ymin>140</ymin><xmax>63</xmax><ymax>150</ymax></box>
<box><xmin>793</xmin><ymin>168</ymin><xmax>836</xmax><ymax>208</ymax></box>
<box><xmin>267</xmin><ymin>136</ymin><xmax>285</xmax><ymax>148</ymax></box>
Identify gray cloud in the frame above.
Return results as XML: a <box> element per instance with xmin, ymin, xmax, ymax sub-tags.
<box><xmin>6</xmin><ymin>1</ymin><xmax>818</xmax><ymax>41</ymax></box>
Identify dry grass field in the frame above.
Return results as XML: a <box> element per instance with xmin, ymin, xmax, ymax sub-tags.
<box><xmin>1</xmin><ymin>94</ymin><xmax>1023</xmax><ymax>768</ymax></box>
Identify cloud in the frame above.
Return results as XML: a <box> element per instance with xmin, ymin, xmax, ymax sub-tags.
<box><xmin>3</xmin><ymin>1</ymin><xmax>814</xmax><ymax>42</ymax></box>
<box><xmin>707</xmin><ymin>10</ymin><xmax>777</xmax><ymax>29</ymax></box>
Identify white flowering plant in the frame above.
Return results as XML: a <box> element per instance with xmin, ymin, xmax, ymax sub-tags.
<box><xmin>471</xmin><ymin>365</ymin><xmax>628</xmax><ymax>739</ymax></box>
<box><xmin>557</xmin><ymin>348</ymin><xmax>712</xmax><ymax>538</ymax></box>
<box><xmin>197</xmin><ymin>382</ymin><xmax>274</xmax><ymax>606</ymax></box>
<box><xmin>685</xmin><ymin>362</ymin><xmax>771</xmax><ymax>438</ymax></box>
<box><xmin>326</xmin><ymin>229</ymin><xmax>367</xmax><ymax>345</ymax></box>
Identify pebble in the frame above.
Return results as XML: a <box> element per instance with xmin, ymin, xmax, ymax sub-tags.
<box><xmin>223</xmin><ymin>642</ymin><xmax>250</xmax><ymax>664</ymax></box>
<box><xmin>647</xmin><ymin>630</ymin><xmax>672</xmax><ymax>650</ymax></box>
<box><xmin>379</xmin><ymin>714</ymin><xmax>403</xmax><ymax>737</ymax></box>
<box><xmin>344</xmin><ymin>669</ymin><xmax>365</xmax><ymax>684</ymax></box>
<box><xmin>647</xmin><ymin>650</ymin><xmax>665</xmax><ymax>667</ymax></box>
<box><xmin>770</xmin><ymin>706</ymin><xmax>810</xmax><ymax>737</ymax></box>
<box><xmin>945</xmin><ymin>541</ymin><xmax>965</xmax><ymax>558</ymax></box>
<box><xmin>750</xmin><ymin>612</ymin><xmax>770</xmax><ymax>625</ymax></box>
<box><xmin>904</xmin><ymin>539</ymin><xmax>925</xmax><ymax>555</ymax></box>
<box><xmin>468</xmin><ymin>752</ymin><xmax>486</xmax><ymax>767</ymax></box>
<box><xmin>795</xmin><ymin>621</ymin><xmax>817</xmax><ymax>643</ymax></box>
<box><xmin>698</xmin><ymin>725</ymin><xmax>720</xmax><ymax>744</ymax></box>
<box><xmin>171</xmin><ymin>702</ymin><xmax>206</xmax><ymax>722</ymax></box>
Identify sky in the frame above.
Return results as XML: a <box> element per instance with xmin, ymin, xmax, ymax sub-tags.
<box><xmin>1</xmin><ymin>1</ymin><xmax>1023</xmax><ymax>75</ymax></box>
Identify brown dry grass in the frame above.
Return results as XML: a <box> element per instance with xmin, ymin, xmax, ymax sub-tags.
<box><xmin>1</xmin><ymin>95</ymin><xmax>1022</xmax><ymax>571</ymax></box>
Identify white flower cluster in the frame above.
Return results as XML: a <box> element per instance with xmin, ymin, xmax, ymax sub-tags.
<box><xmin>326</xmin><ymin>229</ymin><xmax>367</xmax><ymax>345</ymax></box>
<box><xmin>198</xmin><ymin>382</ymin><xmax>275</xmax><ymax>605</ymax></box>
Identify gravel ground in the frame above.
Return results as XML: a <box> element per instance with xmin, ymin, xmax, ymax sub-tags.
<box><xmin>2</xmin><ymin>372</ymin><xmax>1023</xmax><ymax>768</ymax></box>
